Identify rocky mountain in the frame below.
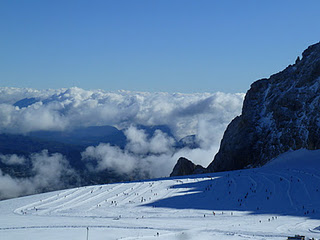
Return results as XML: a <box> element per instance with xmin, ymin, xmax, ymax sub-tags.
<box><xmin>207</xmin><ymin>41</ymin><xmax>320</xmax><ymax>172</ymax></box>
<box><xmin>170</xmin><ymin>157</ymin><xmax>205</xmax><ymax>177</ymax></box>
<box><xmin>171</xmin><ymin>41</ymin><xmax>320</xmax><ymax>176</ymax></box>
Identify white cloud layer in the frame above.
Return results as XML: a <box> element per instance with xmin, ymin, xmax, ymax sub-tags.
<box><xmin>0</xmin><ymin>150</ymin><xmax>77</xmax><ymax>199</ymax></box>
<box><xmin>82</xmin><ymin>126</ymin><xmax>179</xmax><ymax>178</ymax></box>
<box><xmin>81</xmin><ymin>121</ymin><xmax>234</xmax><ymax>178</ymax></box>
<box><xmin>0</xmin><ymin>87</ymin><xmax>244</xmax><ymax>196</ymax></box>
<box><xmin>0</xmin><ymin>87</ymin><xmax>244</xmax><ymax>139</ymax></box>
<box><xmin>0</xmin><ymin>154</ymin><xmax>26</xmax><ymax>165</ymax></box>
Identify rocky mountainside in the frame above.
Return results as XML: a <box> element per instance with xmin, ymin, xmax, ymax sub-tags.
<box><xmin>170</xmin><ymin>157</ymin><xmax>205</xmax><ymax>177</ymax></box>
<box><xmin>171</xmin><ymin>41</ymin><xmax>320</xmax><ymax>176</ymax></box>
<box><xmin>207</xmin><ymin>41</ymin><xmax>320</xmax><ymax>172</ymax></box>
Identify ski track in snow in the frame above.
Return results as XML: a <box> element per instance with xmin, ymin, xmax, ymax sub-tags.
<box><xmin>2</xmin><ymin>151</ymin><xmax>320</xmax><ymax>240</ymax></box>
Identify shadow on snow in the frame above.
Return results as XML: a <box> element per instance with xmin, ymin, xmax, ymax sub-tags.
<box><xmin>142</xmin><ymin>169</ymin><xmax>320</xmax><ymax>220</ymax></box>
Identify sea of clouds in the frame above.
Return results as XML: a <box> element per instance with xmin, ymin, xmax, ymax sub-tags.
<box><xmin>0</xmin><ymin>150</ymin><xmax>77</xmax><ymax>199</ymax></box>
<box><xmin>0</xmin><ymin>87</ymin><xmax>244</xmax><ymax>198</ymax></box>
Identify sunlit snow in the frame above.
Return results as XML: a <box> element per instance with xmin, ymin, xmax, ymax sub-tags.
<box><xmin>0</xmin><ymin>149</ymin><xmax>320</xmax><ymax>240</ymax></box>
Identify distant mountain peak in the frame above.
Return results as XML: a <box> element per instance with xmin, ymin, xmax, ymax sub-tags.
<box><xmin>13</xmin><ymin>98</ymin><xmax>39</xmax><ymax>108</ymax></box>
<box><xmin>170</xmin><ymin>157</ymin><xmax>206</xmax><ymax>177</ymax></box>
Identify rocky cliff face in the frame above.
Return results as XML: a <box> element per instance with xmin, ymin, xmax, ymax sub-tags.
<box><xmin>207</xmin><ymin>42</ymin><xmax>320</xmax><ymax>172</ymax></box>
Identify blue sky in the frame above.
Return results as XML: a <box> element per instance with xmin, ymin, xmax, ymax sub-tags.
<box><xmin>0</xmin><ymin>0</ymin><xmax>319</xmax><ymax>93</ymax></box>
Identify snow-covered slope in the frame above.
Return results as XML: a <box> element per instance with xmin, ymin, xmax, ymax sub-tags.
<box><xmin>1</xmin><ymin>150</ymin><xmax>320</xmax><ymax>240</ymax></box>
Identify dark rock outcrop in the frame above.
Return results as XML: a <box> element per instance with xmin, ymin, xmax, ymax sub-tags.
<box><xmin>208</xmin><ymin>41</ymin><xmax>320</xmax><ymax>172</ymax></box>
<box><xmin>170</xmin><ymin>157</ymin><xmax>206</xmax><ymax>177</ymax></box>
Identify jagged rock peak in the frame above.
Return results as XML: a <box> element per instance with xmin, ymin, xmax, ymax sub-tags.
<box><xmin>207</xmin><ymin>41</ymin><xmax>320</xmax><ymax>172</ymax></box>
<box><xmin>170</xmin><ymin>157</ymin><xmax>206</xmax><ymax>177</ymax></box>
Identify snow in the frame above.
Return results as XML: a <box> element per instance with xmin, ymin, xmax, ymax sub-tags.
<box><xmin>1</xmin><ymin>149</ymin><xmax>320</xmax><ymax>240</ymax></box>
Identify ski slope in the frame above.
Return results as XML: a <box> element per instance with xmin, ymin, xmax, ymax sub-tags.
<box><xmin>1</xmin><ymin>149</ymin><xmax>320</xmax><ymax>240</ymax></box>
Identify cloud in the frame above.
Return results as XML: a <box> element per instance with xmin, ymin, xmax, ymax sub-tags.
<box><xmin>30</xmin><ymin>150</ymin><xmax>77</xmax><ymax>191</ymax></box>
<box><xmin>82</xmin><ymin>144</ymin><xmax>137</xmax><ymax>174</ymax></box>
<box><xmin>0</xmin><ymin>87</ymin><xmax>245</xmax><ymax>197</ymax></box>
<box><xmin>0</xmin><ymin>87</ymin><xmax>59</xmax><ymax>105</ymax></box>
<box><xmin>0</xmin><ymin>150</ymin><xmax>78</xmax><ymax>199</ymax></box>
<box><xmin>0</xmin><ymin>87</ymin><xmax>244</xmax><ymax>138</ymax></box>
<box><xmin>148</xmin><ymin>130</ymin><xmax>175</xmax><ymax>154</ymax></box>
<box><xmin>81</xmin><ymin>126</ymin><xmax>177</xmax><ymax>177</ymax></box>
<box><xmin>0</xmin><ymin>101</ymin><xmax>67</xmax><ymax>133</ymax></box>
<box><xmin>0</xmin><ymin>170</ymin><xmax>34</xmax><ymax>200</ymax></box>
<box><xmin>124</xmin><ymin>126</ymin><xmax>150</xmax><ymax>155</ymax></box>
<box><xmin>124</xmin><ymin>126</ymin><xmax>175</xmax><ymax>155</ymax></box>
<box><xmin>0</xmin><ymin>154</ymin><xmax>26</xmax><ymax>165</ymax></box>
<box><xmin>81</xmin><ymin>125</ymin><xmax>222</xmax><ymax>179</ymax></box>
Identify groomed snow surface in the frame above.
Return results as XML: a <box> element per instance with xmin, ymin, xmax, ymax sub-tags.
<box><xmin>1</xmin><ymin>149</ymin><xmax>320</xmax><ymax>240</ymax></box>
